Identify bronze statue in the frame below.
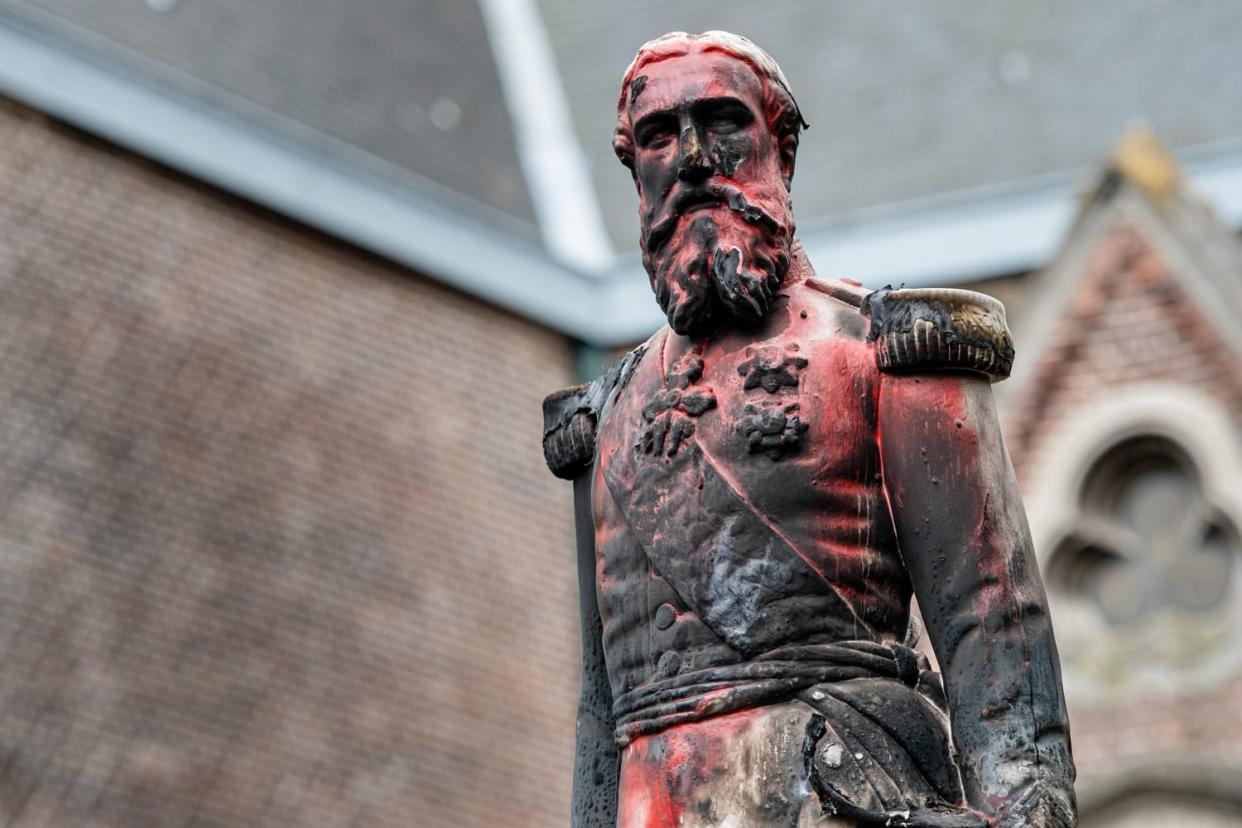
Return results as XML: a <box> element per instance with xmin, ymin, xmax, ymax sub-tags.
<box><xmin>543</xmin><ymin>32</ymin><xmax>1076</xmax><ymax>827</ymax></box>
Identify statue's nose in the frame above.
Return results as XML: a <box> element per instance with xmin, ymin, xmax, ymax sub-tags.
<box><xmin>677</xmin><ymin>126</ymin><xmax>711</xmax><ymax>183</ymax></box>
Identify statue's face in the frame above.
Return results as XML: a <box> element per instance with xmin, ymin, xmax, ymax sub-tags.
<box><xmin>628</xmin><ymin>52</ymin><xmax>794</xmax><ymax>338</ymax></box>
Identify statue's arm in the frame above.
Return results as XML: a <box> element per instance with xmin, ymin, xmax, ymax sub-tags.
<box><xmin>544</xmin><ymin>385</ymin><xmax>621</xmax><ymax>827</ymax></box>
<box><xmin>864</xmin><ymin>288</ymin><xmax>1075</xmax><ymax>827</ymax></box>
<box><xmin>878</xmin><ymin>372</ymin><xmax>1076</xmax><ymax>827</ymax></box>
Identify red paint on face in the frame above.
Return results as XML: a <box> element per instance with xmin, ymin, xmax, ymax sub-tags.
<box><xmin>626</xmin><ymin>52</ymin><xmax>784</xmax><ymax>233</ymax></box>
<box><xmin>624</xmin><ymin>51</ymin><xmax>795</xmax><ymax>337</ymax></box>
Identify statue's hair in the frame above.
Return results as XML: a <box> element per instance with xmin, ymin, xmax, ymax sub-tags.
<box><xmin>613</xmin><ymin>31</ymin><xmax>808</xmax><ymax>173</ymax></box>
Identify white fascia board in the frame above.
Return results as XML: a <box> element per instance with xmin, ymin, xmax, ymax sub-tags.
<box><xmin>478</xmin><ymin>0</ymin><xmax>615</xmax><ymax>275</ymax></box>
<box><xmin>800</xmin><ymin>190</ymin><xmax>1075</xmax><ymax>288</ymax></box>
<box><xmin>594</xmin><ymin>276</ymin><xmax>665</xmax><ymax>344</ymax></box>
<box><xmin>0</xmin><ymin>19</ymin><xmax>601</xmax><ymax>339</ymax></box>
<box><xmin>1191</xmin><ymin>155</ymin><xmax>1242</xmax><ymax>229</ymax></box>
<box><xmin>800</xmin><ymin>149</ymin><xmax>1242</xmax><ymax>291</ymax></box>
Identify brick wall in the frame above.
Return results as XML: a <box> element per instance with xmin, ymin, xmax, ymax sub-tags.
<box><xmin>0</xmin><ymin>98</ymin><xmax>580</xmax><ymax>827</ymax></box>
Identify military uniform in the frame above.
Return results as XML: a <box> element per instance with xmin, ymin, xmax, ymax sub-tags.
<box><xmin>545</xmin><ymin>277</ymin><xmax>1074</xmax><ymax>828</ymax></box>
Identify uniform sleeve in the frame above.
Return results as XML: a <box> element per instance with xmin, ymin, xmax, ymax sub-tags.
<box><xmin>872</xmin><ymin>290</ymin><xmax>1077</xmax><ymax>827</ymax></box>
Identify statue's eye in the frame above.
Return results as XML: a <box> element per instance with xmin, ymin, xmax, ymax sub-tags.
<box><xmin>636</xmin><ymin>117</ymin><xmax>677</xmax><ymax>150</ymax></box>
<box><xmin>703</xmin><ymin>101</ymin><xmax>753</xmax><ymax>133</ymax></box>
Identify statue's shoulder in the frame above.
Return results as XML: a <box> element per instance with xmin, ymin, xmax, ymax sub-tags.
<box><xmin>796</xmin><ymin>276</ymin><xmax>871</xmax><ymax>348</ymax></box>
<box><xmin>803</xmin><ymin>276</ymin><xmax>871</xmax><ymax>312</ymax></box>
<box><xmin>861</xmin><ymin>287</ymin><xmax>1014</xmax><ymax>382</ymax></box>
<box><xmin>541</xmin><ymin>338</ymin><xmax>652</xmax><ymax>480</ymax></box>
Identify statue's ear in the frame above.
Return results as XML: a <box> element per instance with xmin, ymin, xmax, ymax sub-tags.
<box><xmin>614</xmin><ymin>130</ymin><xmax>639</xmax><ymax>189</ymax></box>
<box><xmin>779</xmin><ymin>135</ymin><xmax>798</xmax><ymax>190</ymax></box>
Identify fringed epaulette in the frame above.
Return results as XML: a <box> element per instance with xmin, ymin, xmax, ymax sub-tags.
<box><xmin>542</xmin><ymin>344</ymin><xmax>647</xmax><ymax>480</ymax></box>
<box><xmin>862</xmin><ymin>288</ymin><xmax>1015</xmax><ymax>382</ymax></box>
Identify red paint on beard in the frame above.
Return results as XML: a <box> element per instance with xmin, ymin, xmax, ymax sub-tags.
<box><xmin>643</xmin><ymin>193</ymin><xmax>793</xmax><ymax>337</ymax></box>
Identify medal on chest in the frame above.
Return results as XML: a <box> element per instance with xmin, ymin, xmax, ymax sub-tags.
<box><xmin>735</xmin><ymin>343</ymin><xmax>809</xmax><ymax>461</ymax></box>
<box><xmin>632</xmin><ymin>336</ymin><xmax>813</xmax><ymax>464</ymax></box>
<box><xmin>636</xmin><ymin>341</ymin><xmax>716</xmax><ymax>459</ymax></box>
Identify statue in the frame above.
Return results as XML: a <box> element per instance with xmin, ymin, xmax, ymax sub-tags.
<box><xmin>543</xmin><ymin>32</ymin><xmax>1076</xmax><ymax>828</ymax></box>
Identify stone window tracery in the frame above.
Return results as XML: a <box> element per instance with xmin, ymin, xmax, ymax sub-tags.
<box><xmin>1043</xmin><ymin>430</ymin><xmax>1242</xmax><ymax>697</ymax></box>
<box><xmin>1048</xmin><ymin>436</ymin><xmax>1239</xmax><ymax>627</ymax></box>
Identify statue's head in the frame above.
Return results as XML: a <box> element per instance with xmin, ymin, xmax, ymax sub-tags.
<box><xmin>614</xmin><ymin>31</ymin><xmax>807</xmax><ymax>337</ymax></box>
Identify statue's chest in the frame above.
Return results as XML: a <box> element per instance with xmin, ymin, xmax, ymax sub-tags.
<box><xmin>599</xmin><ymin>334</ymin><xmax>876</xmax><ymax>513</ymax></box>
<box><xmin>592</xmin><ymin>332</ymin><xmax>890</xmax><ymax>657</ymax></box>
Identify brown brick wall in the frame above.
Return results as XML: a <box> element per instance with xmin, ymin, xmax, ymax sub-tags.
<box><xmin>1069</xmin><ymin>680</ymin><xmax>1242</xmax><ymax>794</ymax></box>
<box><xmin>0</xmin><ymin>98</ymin><xmax>580</xmax><ymax>827</ymax></box>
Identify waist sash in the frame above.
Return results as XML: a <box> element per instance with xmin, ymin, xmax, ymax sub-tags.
<box><xmin>612</xmin><ymin>639</ymin><xmax>922</xmax><ymax>746</ymax></box>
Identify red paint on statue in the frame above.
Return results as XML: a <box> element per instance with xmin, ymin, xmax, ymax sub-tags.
<box><xmin>546</xmin><ymin>29</ymin><xmax>1075</xmax><ymax>828</ymax></box>
<box><xmin>618</xmin><ymin>708</ymin><xmax>768</xmax><ymax>828</ymax></box>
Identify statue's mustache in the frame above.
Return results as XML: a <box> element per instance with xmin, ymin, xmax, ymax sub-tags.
<box><xmin>644</xmin><ymin>183</ymin><xmax>782</xmax><ymax>256</ymax></box>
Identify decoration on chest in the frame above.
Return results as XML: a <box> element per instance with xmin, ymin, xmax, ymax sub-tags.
<box><xmin>638</xmin><ymin>352</ymin><xmax>717</xmax><ymax>458</ymax></box>
<box><xmin>738</xmin><ymin>401</ymin><xmax>807</xmax><ymax>460</ymax></box>
<box><xmin>736</xmin><ymin>344</ymin><xmax>807</xmax><ymax>392</ymax></box>
<box><xmin>735</xmin><ymin>343</ymin><xmax>809</xmax><ymax>460</ymax></box>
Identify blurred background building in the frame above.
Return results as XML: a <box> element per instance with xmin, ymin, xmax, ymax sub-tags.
<box><xmin>0</xmin><ymin>1</ymin><xmax>1239</xmax><ymax>826</ymax></box>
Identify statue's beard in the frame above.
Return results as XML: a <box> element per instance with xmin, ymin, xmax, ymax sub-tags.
<box><xmin>640</xmin><ymin>182</ymin><xmax>793</xmax><ymax>339</ymax></box>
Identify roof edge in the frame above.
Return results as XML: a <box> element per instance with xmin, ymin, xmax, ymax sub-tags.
<box><xmin>478</xmin><ymin>0</ymin><xmax>615</xmax><ymax>274</ymax></box>
<box><xmin>0</xmin><ymin>17</ymin><xmax>606</xmax><ymax>340</ymax></box>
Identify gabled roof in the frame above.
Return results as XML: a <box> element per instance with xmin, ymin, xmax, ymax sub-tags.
<box><xmin>1007</xmin><ymin>128</ymin><xmax>1242</xmax><ymax>392</ymax></box>
<box><xmin>1</xmin><ymin>0</ymin><xmax>537</xmax><ymax>232</ymax></box>
<box><xmin>0</xmin><ymin>4</ymin><xmax>606</xmax><ymax>338</ymax></box>
<box><xmin>540</xmin><ymin>1</ymin><xmax>1242</xmax><ymax>251</ymax></box>
<box><xmin>1000</xmin><ymin>128</ymin><xmax>1242</xmax><ymax>476</ymax></box>
<box><xmin>2</xmin><ymin>1</ymin><xmax>1242</xmax><ymax>345</ymax></box>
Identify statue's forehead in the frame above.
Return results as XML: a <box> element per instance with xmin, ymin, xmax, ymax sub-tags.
<box><xmin>628</xmin><ymin>52</ymin><xmax>763</xmax><ymax>117</ymax></box>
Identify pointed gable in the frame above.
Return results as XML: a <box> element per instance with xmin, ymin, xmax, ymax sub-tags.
<box><xmin>1002</xmin><ymin>128</ymin><xmax>1242</xmax><ymax>487</ymax></box>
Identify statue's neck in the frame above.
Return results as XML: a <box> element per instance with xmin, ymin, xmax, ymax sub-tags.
<box><xmin>783</xmin><ymin>238</ymin><xmax>815</xmax><ymax>287</ymax></box>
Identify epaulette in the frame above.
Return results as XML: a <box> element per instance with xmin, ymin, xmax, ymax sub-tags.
<box><xmin>542</xmin><ymin>344</ymin><xmax>647</xmax><ymax>480</ymax></box>
<box><xmin>862</xmin><ymin>288</ymin><xmax>1014</xmax><ymax>382</ymax></box>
